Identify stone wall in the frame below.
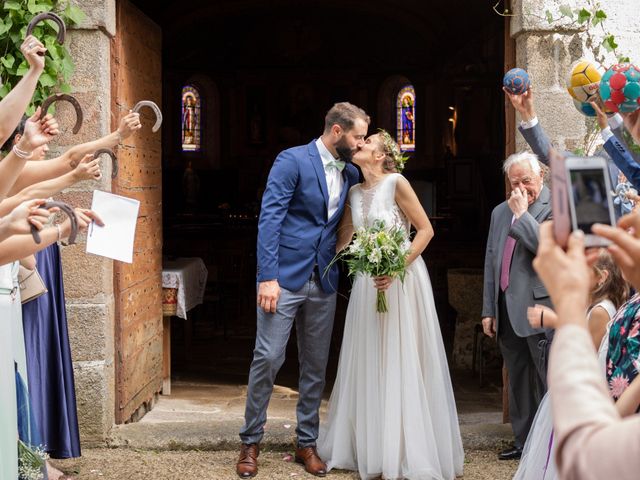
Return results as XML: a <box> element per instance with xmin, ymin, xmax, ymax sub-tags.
<box><xmin>511</xmin><ymin>0</ymin><xmax>640</xmax><ymax>155</ymax></box>
<box><xmin>49</xmin><ymin>0</ymin><xmax>117</xmax><ymax>444</ymax></box>
<box><xmin>448</xmin><ymin>269</ymin><xmax>501</xmax><ymax>370</ymax></box>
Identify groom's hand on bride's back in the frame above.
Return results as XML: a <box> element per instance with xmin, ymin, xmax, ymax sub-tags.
<box><xmin>258</xmin><ymin>279</ymin><xmax>281</xmax><ymax>313</ymax></box>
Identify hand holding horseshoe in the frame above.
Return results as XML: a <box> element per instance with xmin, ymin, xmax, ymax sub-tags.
<box><xmin>39</xmin><ymin>94</ymin><xmax>83</xmax><ymax>134</ymax></box>
<box><xmin>26</xmin><ymin>12</ymin><xmax>66</xmax><ymax>57</ymax></box>
<box><xmin>132</xmin><ymin>101</ymin><xmax>163</xmax><ymax>133</ymax></box>
<box><xmin>30</xmin><ymin>201</ymin><xmax>77</xmax><ymax>245</ymax></box>
<box><xmin>93</xmin><ymin>148</ymin><xmax>118</xmax><ymax>178</ymax></box>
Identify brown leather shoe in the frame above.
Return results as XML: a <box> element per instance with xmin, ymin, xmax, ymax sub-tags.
<box><xmin>236</xmin><ymin>443</ymin><xmax>259</xmax><ymax>478</ymax></box>
<box><xmin>295</xmin><ymin>446</ymin><xmax>327</xmax><ymax>477</ymax></box>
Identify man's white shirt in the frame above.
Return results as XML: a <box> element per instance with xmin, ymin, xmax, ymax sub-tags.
<box><xmin>316</xmin><ymin>138</ymin><xmax>344</xmax><ymax>220</ymax></box>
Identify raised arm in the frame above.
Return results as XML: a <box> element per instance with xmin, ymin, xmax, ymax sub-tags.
<box><xmin>510</xmin><ymin>211</ymin><xmax>543</xmax><ymax>254</ymax></box>
<box><xmin>9</xmin><ymin>112</ymin><xmax>140</xmax><ymax>194</ymax></box>
<box><xmin>0</xmin><ymin>110</ymin><xmax>59</xmax><ymax>199</ymax></box>
<box><xmin>505</xmin><ymin>87</ymin><xmax>554</xmax><ymax>166</ymax></box>
<box><xmin>0</xmin><ymin>154</ymin><xmax>100</xmax><ymax>216</ymax></box>
<box><xmin>0</xmin><ymin>36</ymin><xmax>46</xmax><ymax>146</ymax></box>
<box><xmin>394</xmin><ymin>175</ymin><xmax>434</xmax><ymax>265</ymax></box>
<box><xmin>592</xmin><ymin>102</ymin><xmax>640</xmax><ymax>189</ymax></box>
<box><xmin>606</xmin><ymin>113</ymin><xmax>640</xmax><ymax>164</ymax></box>
<box><xmin>0</xmin><ymin>208</ymin><xmax>103</xmax><ymax>265</ymax></box>
<box><xmin>0</xmin><ymin>199</ymin><xmax>52</xmax><ymax>243</ymax></box>
<box><xmin>535</xmin><ymin>222</ymin><xmax>640</xmax><ymax>480</ymax></box>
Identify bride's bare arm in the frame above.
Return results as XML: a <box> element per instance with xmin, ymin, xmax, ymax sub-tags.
<box><xmin>395</xmin><ymin>176</ymin><xmax>433</xmax><ymax>265</ymax></box>
<box><xmin>336</xmin><ymin>203</ymin><xmax>354</xmax><ymax>252</ymax></box>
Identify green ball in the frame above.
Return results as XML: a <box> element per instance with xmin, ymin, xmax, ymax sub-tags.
<box><xmin>624</xmin><ymin>81</ymin><xmax>640</xmax><ymax>100</ymax></box>
<box><xmin>602</xmin><ymin>69</ymin><xmax>615</xmax><ymax>83</ymax></box>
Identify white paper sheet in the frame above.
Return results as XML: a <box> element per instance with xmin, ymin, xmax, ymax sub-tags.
<box><xmin>86</xmin><ymin>190</ymin><xmax>140</xmax><ymax>263</ymax></box>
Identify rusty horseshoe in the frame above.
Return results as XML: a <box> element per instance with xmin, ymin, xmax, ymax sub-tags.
<box><xmin>132</xmin><ymin>100</ymin><xmax>163</xmax><ymax>133</ymax></box>
<box><xmin>30</xmin><ymin>201</ymin><xmax>79</xmax><ymax>246</ymax></box>
<box><xmin>94</xmin><ymin>148</ymin><xmax>118</xmax><ymax>179</ymax></box>
<box><xmin>26</xmin><ymin>12</ymin><xmax>66</xmax><ymax>55</ymax></box>
<box><xmin>40</xmin><ymin>94</ymin><xmax>83</xmax><ymax>134</ymax></box>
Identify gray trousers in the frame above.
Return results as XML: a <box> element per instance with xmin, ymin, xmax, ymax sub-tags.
<box><xmin>498</xmin><ymin>291</ymin><xmax>547</xmax><ymax>448</ymax></box>
<box><xmin>240</xmin><ymin>272</ymin><xmax>337</xmax><ymax>447</ymax></box>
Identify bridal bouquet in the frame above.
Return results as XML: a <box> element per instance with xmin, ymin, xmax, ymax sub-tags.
<box><xmin>329</xmin><ymin>219</ymin><xmax>410</xmax><ymax>313</ymax></box>
<box><xmin>18</xmin><ymin>440</ymin><xmax>48</xmax><ymax>480</ymax></box>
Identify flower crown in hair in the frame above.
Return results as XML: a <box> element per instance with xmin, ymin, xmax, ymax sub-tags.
<box><xmin>378</xmin><ymin>129</ymin><xmax>409</xmax><ymax>173</ymax></box>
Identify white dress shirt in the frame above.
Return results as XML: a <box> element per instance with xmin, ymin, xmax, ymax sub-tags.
<box><xmin>520</xmin><ymin>116</ymin><xmax>539</xmax><ymax>130</ymax></box>
<box><xmin>601</xmin><ymin>114</ymin><xmax>625</xmax><ymax>143</ymax></box>
<box><xmin>315</xmin><ymin>138</ymin><xmax>344</xmax><ymax>220</ymax></box>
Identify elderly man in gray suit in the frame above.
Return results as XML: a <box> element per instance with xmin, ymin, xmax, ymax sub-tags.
<box><xmin>481</xmin><ymin>151</ymin><xmax>552</xmax><ymax>460</ymax></box>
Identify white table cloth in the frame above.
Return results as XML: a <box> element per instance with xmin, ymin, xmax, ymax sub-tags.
<box><xmin>162</xmin><ymin>257</ymin><xmax>208</xmax><ymax>319</ymax></box>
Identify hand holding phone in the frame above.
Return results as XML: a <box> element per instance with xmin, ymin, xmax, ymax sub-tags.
<box><xmin>550</xmin><ymin>149</ymin><xmax>615</xmax><ymax>248</ymax></box>
<box><xmin>565</xmin><ymin>155</ymin><xmax>616</xmax><ymax>247</ymax></box>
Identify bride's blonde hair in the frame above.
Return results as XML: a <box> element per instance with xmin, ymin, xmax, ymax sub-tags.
<box><xmin>375</xmin><ymin>129</ymin><xmax>409</xmax><ymax>173</ymax></box>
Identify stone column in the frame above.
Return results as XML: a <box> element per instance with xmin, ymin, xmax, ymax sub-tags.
<box><xmin>50</xmin><ymin>0</ymin><xmax>117</xmax><ymax>445</ymax></box>
<box><xmin>511</xmin><ymin>0</ymin><xmax>640</xmax><ymax>154</ymax></box>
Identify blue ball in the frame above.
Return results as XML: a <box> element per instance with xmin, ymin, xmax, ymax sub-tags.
<box><xmin>503</xmin><ymin>68</ymin><xmax>531</xmax><ymax>95</ymax></box>
<box><xmin>573</xmin><ymin>99</ymin><xmax>596</xmax><ymax>117</ymax></box>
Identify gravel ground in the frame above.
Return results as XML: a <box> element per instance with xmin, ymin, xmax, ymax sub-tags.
<box><xmin>53</xmin><ymin>448</ymin><xmax>518</xmax><ymax>479</ymax></box>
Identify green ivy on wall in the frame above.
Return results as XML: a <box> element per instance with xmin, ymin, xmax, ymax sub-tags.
<box><xmin>494</xmin><ymin>1</ymin><xmax>629</xmax><ymax>66</ymax></box>
<box><xmin>540</xmin><ymin>2</ymin><xmax>629</xmax><ymax>65</ymax></box>
<box><xmin>0</xmin><ymin>0</ymin><xmax>85</xmax><ymax>113</ymax></box>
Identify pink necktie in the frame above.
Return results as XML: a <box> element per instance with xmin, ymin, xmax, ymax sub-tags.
<box><xmin>500</xmin><ymin>235</ymin><xmax>516</xmax><ymax>291</ymax></box>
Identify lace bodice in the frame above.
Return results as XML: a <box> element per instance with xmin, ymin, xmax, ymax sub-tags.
<box><xmin>349</xmin><ymin>173</ymin><xmax>410</xmax><ymax>237</ymax></box>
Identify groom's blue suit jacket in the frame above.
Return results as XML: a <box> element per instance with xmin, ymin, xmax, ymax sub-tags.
<box><xmin>257</xmin><ymin>139</ymin><xmax>360</xmax><ymax>294</ymax></box>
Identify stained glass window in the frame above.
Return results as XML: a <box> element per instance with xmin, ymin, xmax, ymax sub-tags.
<box><xmin>181</xmin><ymin>85</ymin><xmax>201</xmax><ymax>152</ymax></box>
<box><xmin>396</xmin><ymin>85</ymin><xmax>415</xmax><ymax>152</ymax></box>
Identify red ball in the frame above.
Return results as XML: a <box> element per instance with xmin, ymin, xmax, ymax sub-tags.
<box><xmin>605</xmin><ymin>100</ymin><xmax>619</xmax><ymax>112</ymax></box>
<box><xmin>610</xmin><ymin>73</ymin><xmax>628</xmax><ymax>90</ymax></box>
<box><xmin>611</xmin><ymin>90</ymin><xmax>627</xmax><ymax>104</ymax></box>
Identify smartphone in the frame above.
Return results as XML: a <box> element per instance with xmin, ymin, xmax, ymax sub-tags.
<box><xmin>565</xmin><ymin>155</ymin><xmax>616</xmax><ymax>247</ymax></box>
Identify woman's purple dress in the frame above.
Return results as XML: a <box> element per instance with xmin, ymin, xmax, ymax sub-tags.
<box><xmin>22</xmin><ymin>243</ymin><xmax>81</xmax><ymax>458</ymax></box>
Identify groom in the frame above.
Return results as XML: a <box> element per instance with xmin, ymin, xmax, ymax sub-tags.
<box><xmin>236</xmin><ymin>102</ymin><xmax>369</xmax><ymax>478</ymax></box>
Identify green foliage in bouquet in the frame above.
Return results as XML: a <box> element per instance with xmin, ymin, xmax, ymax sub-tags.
<box><xmin>0</xmin><ymin>0</ymin><xmax>85</xmax><ymax>114</ymax></box>
<box><xmin>327</xmin><ymin>219</ymin><xmax>410</xmax><ymax>313</ymax></box>
<box><xmin>18</xmin><ymin>439</ymin><xmax>48</xmax><ymax>480</ymax></box>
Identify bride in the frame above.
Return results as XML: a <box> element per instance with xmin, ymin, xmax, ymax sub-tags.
<box><xmin>318</xmin><ymin>130</ymin><xmax>464</xmax><ymax>480</ymax></box>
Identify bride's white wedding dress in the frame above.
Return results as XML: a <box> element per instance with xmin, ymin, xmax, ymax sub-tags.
<box><xmin>318</xmin><ymin>173</ymin><xmax>464</xmax><ymax>480</ymax></box>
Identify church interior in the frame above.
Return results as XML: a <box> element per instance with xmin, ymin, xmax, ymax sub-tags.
<box><xmin>129</xmin><ymin>0</ymin><xmax>508</xmax><ymax>386</ymax></box>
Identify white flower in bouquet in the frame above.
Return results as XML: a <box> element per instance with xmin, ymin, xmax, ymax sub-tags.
<box><xmin>18</xmin><ymin>440</ymin><xmax>48</xmax><ymax>480</ymax></box>
<box><xmin>367</xmin><ymin>248</ymin><xmax>382</xmax><ymax>264</ymax></box>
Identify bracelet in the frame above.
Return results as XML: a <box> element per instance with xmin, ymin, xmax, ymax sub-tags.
<box><xmin>12</xmin><ymin>144</ymin><xmax>33</xmax><ymax>159</ymax></box>
<box><xmin>540</xmin><ymin>310</ymin><xmax>544</xmax><ymax>328</ymax></box>
<box><xmin>56</xmin><ymin>224</ymin><xmax>62</xmax><ymax>242</ymax></box>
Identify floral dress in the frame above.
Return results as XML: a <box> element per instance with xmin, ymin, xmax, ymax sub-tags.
<box><xmin>607</xmin><ymin>293</ymin><xmax>640</xmax><ymax>399</ymax></box>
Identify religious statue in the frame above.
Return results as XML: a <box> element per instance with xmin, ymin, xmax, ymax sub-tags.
<box><xmin>401</xmin><ymin>94</ymin><xmax>414</xmax><ymax>144</ymax></box>
<box><xmin>182</xmin><ymin>92</ymin><xmax>197</xmax><ymax>148</ymax></box>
